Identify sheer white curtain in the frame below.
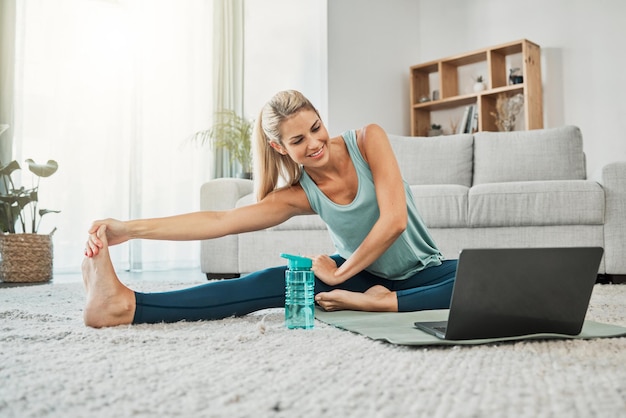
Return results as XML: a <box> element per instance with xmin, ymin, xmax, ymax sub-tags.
<box><xmin>213</xmin><ymin>0</ymin><xmax>244</xmax><ymax>178</ymax></box>
<box><xmin>0</xmin><ymin>0</ymin><xmax>17</xmax><ymax>164</ymax></box>
<box><xmin>14</xmin><ymin>0</ymin><xmax>213</xmax><ymax>272</ymax></box>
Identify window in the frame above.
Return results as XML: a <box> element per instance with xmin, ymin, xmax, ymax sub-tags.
<box><xmin>15</xmin><ymin>0</ymin><xmax>213</xmax><ymax>272</ymax></box>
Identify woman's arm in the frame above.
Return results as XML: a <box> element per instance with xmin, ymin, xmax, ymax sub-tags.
<box><xmin>85</xmin><ymin>185</ymin><xmax>313</xmax><ymax>256</ymax></box>
<box><xmin>314</xmin><ymin>124</ymin><xmax>407</xmax><ymax>285</ymax></box>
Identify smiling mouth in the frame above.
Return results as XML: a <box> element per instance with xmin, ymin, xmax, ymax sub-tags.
<box><xmin>308</xmin><ymin>145</ymin><xmax>324</xmax><ymax>158</ymax></box>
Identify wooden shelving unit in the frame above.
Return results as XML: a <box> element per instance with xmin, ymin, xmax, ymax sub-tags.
<box><xmin>409</xmin><ymin>39</ymin><xmax>543</xmax><ymax>136</ymax></box>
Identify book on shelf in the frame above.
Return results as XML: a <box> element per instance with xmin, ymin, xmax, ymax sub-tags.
<box><xmin>469</xmin><ymin>105</ymin><xmax>478</xmax><ymax>133</ymax></box>
<box><xmin>457</xmin><ymin>105</ymin><xmax>477</xmax><ymax>134</ymax></box>
<box><xmin>465</xmin><ymin>105</ymin><xmax>475</xmax><ymax>134</ymax></box>
<box><xmin>457</xmin><ymin>106</ymin><xmax>471</xmax><ymax>135</ymax></box>
<box><xmin>471</xmin><ymin>108</ymin><xmax>478</xmax><ymax>133</ymax></box>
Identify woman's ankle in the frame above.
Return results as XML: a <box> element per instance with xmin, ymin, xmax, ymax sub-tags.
<box><xmin>84</xmin><ymin>288</ymin><xmax>135</xmax><ymax>328</ymax></box>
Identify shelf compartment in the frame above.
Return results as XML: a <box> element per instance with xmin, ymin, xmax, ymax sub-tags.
<box><xmin>413</xmin><ymin>94</ymin><xmax>477</xmax><ymax>111</ymax></box>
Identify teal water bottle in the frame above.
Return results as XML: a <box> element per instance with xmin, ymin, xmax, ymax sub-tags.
<box><xmin>281</xmin><ymin>253</ymin><xmax>315</xmax><ymax>329</ymax></box>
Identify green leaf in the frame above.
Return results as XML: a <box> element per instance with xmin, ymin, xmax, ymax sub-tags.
<box><xmin>0</xmin><ymin>160</ymin><xmax>21</xmax><ymax>177</ymax></box>
<box><xmin>0</xmin><ymin>158</ymin><xmax>59</xmax><ymax>233</ymax></box>
<box><xmin>25</xmin><ymin>159</ymin><xmax>58</xmax><ymax>178</ymax></box>
<box><xmin>39</xmin><ymin>209</ymin><xmax>61</xmax><ymax>216</ymax></box>
<box><xmin>0</xmin><ymin>195</ymin><xmax>19</xmax><ymax>204</ymax></box>
<box><xmin>190</xmin><ymin>109</ymin><xmax>253</xmax><ymax>172</ymax></box>
<box><xmin>15</xmin><ymin>195</ymin><xmax>34</xmax><ymax>210</ymax></box>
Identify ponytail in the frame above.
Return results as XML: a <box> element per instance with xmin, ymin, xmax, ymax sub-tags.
<box><xmin>253</xmin><ymin>90</ymin><xmax>319</xmax><ymax>201</ymax></box>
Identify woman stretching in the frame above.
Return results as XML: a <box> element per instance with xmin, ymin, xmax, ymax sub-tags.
<box><xmin>83</xmin><ymin>90</ymin><xmax>457</xmax><ymax>328</ymax></box>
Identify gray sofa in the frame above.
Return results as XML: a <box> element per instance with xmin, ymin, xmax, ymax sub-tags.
<box><xmin>200</xmin><ymin>126</ymin><xmax>626</xmax><ymax>282</ymax></box>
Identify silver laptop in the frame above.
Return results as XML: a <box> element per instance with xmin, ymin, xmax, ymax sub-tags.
<box><xmin>414</xmin><ymin>247</ymin><xmax>604</xmax><ymax>340</ymax></box>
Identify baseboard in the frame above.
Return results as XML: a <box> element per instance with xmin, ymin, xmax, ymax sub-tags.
<box><xmin>597</xmin><ymin>274</ymin><xmax>626</xmax><ymax>284</ymax></box>
<box><xmin>206</xmin><ymin>273</ymin><xmax>240</xmax><ymax>280</ymax></box>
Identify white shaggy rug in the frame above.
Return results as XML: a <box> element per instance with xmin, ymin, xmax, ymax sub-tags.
<box><xmin>1</xmin><ymin>280</ymin><xmax>625</xmax><ymax>418</ymax></box>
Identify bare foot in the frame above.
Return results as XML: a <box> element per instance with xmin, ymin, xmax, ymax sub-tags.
<box><xmin>315</xmin><ymin>285</ymin><xmax>398</xmax><ymax>312</ymax></box>
<box><xmin>82</xmin><ymin>226</ymin><xmax>136</xmax><ymax>328</ymax></box>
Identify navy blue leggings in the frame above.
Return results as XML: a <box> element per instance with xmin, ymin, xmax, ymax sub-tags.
<box><xmin>133</xmin><ymin>255</ymin><xmax>457</xmax><ymax>324</ymax></box>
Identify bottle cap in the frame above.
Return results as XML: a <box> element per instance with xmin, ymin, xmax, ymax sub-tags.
<box><xmin>280</xmin><ymin>253</ymin><xmax>312</xmax><ymax>269</ymax></box>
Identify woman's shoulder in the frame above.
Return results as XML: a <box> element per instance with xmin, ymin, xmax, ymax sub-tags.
<box><xmin>355</xmin><ymin>124</ymin><xmax>390</xmax><ymax>163</ymax></box>
<box><xmin>358</xmin><ymin>123</ymin><xmax>387</xmax><ymax>142</ymax></box>
<box><xmin>266</xmin><ymin>183</ymin><xmax>314</xmax><ymax>214</ymax></box>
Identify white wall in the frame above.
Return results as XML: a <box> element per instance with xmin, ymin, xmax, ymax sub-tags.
<box><xmin>328</xmin><ymin>0</ymin><xmax>626</xmax><ymax>174</ymax></box>
<box><xmin>327</xmin><ymin>0</ymin><xmax>419</xmax><ymax>135</ymax></box>
<box><xmin>244</xmin><ymin>0</ymin><xmax>327</xmax><ymax>123</ymax></box>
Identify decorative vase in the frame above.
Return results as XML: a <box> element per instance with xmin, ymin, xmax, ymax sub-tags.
<box><xmin>0</xmin><ymin>233</ymin><xmax>54</xmax><ymax>283</ymax></box>
<box><xmin>237</xmin><ymin>172</ymin><xmax>253</xmax><ymax>180</ymax></box>
<box><xmin>473</xmin><ymin>82</ymin><xmax>486</xmax><ymax>93</ymax></box>
<box><xmin>502</xmin><ymin>122</ymin><xmax>515</xmax><ymax>132</ymax></box>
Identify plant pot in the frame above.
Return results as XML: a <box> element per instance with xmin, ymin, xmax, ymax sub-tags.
<box><xmin>0</xmin><ymin>233</ymin><xmax>53</xmax><ymax>283</ymax></box>
<box><xmin>428</xmin><ymin>129</ymin><xmax>443</xmax><ymax>137</ymax></box>
<box><xmin>473</xmin><ymin>82</ymin><xmax>486</xmax><ymax>93</ymax></box>
<box><xmin>237</xmin><ymin>172</ymin><xmax>253</xmax><ymax>180</ymax></box>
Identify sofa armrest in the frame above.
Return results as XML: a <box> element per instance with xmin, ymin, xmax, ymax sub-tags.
<box><xmin>594</xmin><ymin>162</ymin><xmax>626</xmax><ymax>275</ymax></box>
<box><xmin>200</xmin><ymin>178</ymin><xmax>254</xmax><ymax>211</ymax></box>
<box><xmin>200</xmin><ymin>178</ymin><xmax>254</xmax><ymax>276</ymax></box>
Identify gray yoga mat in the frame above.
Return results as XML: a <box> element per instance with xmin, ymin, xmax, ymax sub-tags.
<box><xmin>314</xmin><ymin>308</ymin><xmax>626</xmax><ymax>346</ymax></box>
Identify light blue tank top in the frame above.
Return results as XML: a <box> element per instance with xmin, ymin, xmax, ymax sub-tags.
<box><xmin>299</xmin><ymin>130</ymin><xmax>443</xmax><ymax>280</ymax></box>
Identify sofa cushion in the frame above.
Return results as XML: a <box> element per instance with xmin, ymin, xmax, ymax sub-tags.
<box><xmin>468</xmin><ymin>180</ymin><xmax>605</xmax><ymax>227</ymax></box>
<box><xmin>411</xmin><ymin>185</ymin><xmax>469</xmax><ymax>228</ymax></box>
<box><xmin>473</xmin><ymin>126</ymin><xmax>586</xmax><ymax>185</ymax></box>
<box><xmin>388</xmin><ymin>134</ymin><xmax>474</xmax><ymax>187</ymax></box>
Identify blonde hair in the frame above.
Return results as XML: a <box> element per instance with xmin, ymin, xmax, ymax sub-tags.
<box><xmin>253</xmin><ymin>90</ymin><xmax>320</xmax><ymax>201</ymax></box>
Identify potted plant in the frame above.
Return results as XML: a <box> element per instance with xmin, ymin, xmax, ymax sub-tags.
<box><xmin>473</xmin><ymin>75</ymin><xmax>486</xmax><ymax>92</ymax></box>
<box><xmin>191</xmin><ymin>109</ymin><xmax>254</xmax><ymax>179</ymax></box>
<box><xmin>0</xmin><ymin>128</ymin><xmax>59</xmax><ymax>282</ymax></box>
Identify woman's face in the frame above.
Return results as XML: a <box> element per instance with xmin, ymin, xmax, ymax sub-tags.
<box><xmin>274</xmin><ymin>109</ymin><xmax>330</xmax><ymax>167</ymax></box>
